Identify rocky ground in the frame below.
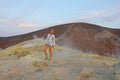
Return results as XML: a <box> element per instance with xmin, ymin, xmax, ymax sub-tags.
<box><xmin>0</xmin><ymin>39</ymin><xmax>120</xmax><ymax>80</ymax></box>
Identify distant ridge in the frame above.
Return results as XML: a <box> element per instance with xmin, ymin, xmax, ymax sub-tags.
<box><xmin>0</xmin><ymin>22</ymin><xmax>120</xmax><ymax>56</ymax></box>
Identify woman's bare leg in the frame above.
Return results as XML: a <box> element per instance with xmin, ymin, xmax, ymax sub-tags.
<box><xmin>49</xmin><ymin>47</ymin><xmax>53</xmax><ymax>61</ymax></box>
<box><xmin>44</xmin><ymin>45</ymin><xmax>48</xmax><ymax>59</ymax></box>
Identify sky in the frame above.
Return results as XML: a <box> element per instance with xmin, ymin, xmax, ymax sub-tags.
<box><xmin>0</xmin><ymin>0</ymin><xmax>120</xmax><ymax>37</ymax></box>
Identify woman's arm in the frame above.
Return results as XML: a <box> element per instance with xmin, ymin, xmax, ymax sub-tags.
<box><xmin>46</xmin><ymin>34</ymin><xmax>50</xmax><ymax>43</ymax></box>
<box><xmin>52</xmin><ymin>35</ymin><xmax>55</xmax><ymax>46</ymax></box>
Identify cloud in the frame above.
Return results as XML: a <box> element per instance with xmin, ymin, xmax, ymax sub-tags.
<box><xmin>0</xmin><ymin>7</ymin><xmax>9</xmax><ymax>13</ymax></box>
<box><xmin>78</xmin><ymin>8</ymin><xmax>120</xmax><ymax>23</ymax></box>
<box><xmin>56</xmin><ymin>7</ymin><xmax>120</xmax><ymax>29</ymax></box>
<box><xmin>0</xmin><ymin>18</ymin><xmax>38</xmax><ymax>28</ymax></box>
<box><xmin>0</xmin><ymin>18</ymin><xmax>13</xmax><ymax>25</ymax></box>
<box><xmin>17</xmin><ymin>23</ymin><xmax>39</xmax><ymax>28</ymax></box>
<box><xmin>100</xmin><ymin>11</ymin><xmax>120</xmax><ymax>22</ymax></box>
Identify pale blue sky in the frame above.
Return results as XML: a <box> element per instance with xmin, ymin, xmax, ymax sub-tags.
<box><xmin>0</xmin><ymin>0</ymin><xmax>120</xmax><ymax>37</ymax></box>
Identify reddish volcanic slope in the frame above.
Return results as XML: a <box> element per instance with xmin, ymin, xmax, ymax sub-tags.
<box><xmin>0</xmin><ymin>22</ymin><xmax>120</xmax><ymax>56</ymax></box>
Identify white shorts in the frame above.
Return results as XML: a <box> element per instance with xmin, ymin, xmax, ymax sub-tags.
<box><xmin>46</xmin><ymin>43</ymin><xmax>53</xmax><ymax>47</ymax></box>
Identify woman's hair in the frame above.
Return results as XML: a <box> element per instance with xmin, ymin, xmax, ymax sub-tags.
<box><xmin>50</xmin><ymin>28</ymin><xmax>55</xmax><ymax>34</ymax></box>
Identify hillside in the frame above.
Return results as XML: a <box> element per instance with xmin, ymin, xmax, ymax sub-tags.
<box><xmin>0</xmin><ymin>22</ymin><xmax>120</xmax><ymax>56</ymax></box>
<box><xmin>0</xmin><ymin>39</ymin><xmax>120</xmax><ymax>80</ymax></box>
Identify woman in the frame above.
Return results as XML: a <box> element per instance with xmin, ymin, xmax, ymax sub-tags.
<box><xmin>44</xmin><ymin>28</ymin><xmax>55</xmax><ymax>61</ymax></box>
